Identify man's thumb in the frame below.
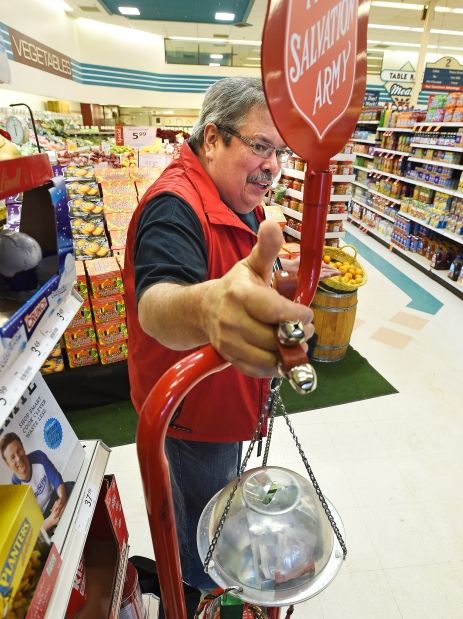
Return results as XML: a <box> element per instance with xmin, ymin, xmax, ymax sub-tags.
<box><xmin>246</xmin><ymin>220</ymin><xmax>283</xmax><ymax>282</ymax></box>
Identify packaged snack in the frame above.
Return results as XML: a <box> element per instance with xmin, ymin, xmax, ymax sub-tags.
<box><xmin>91</xmin><ymin>295</ymin><xmax>126</xmax><ymax>324</ymax></box>
<box><xmin>95</xmin><ymin>319</ymin><xmax>128</xmax><ymax>346</ymax></box>
<box><xmin>68</xmin><ymin>299</ymin><xmax>93</xmax><ymax>328</ymax></box>
<box><xmin>68</xmin><ymin>198</ymin><xmax>104</xmax><ymax>217</ymax></box>
<box><xmin>85</xmin><ymin>257</ymin><xmax>124</xmax><ymax>297</ymax></box>
<box><xmin>98</xmin><ymin>341</ymin><xmax>128</xmax><ymax>365</ymax></box>
<box><xmin>64</xmin><ymin>325</ymin><xmax>97</xmax><ymax>350</ymax></box>
<box><xmin>0</xmin><ymin>486</ymin><xmax>43</xmax><ymax>617</ymax></box>
<box><xmin>75</xmin><ymin>260</ymin><xmax>89</xmax><ymax>299</ymax></box>
<box><xmin>66</xmin><ymin>345</ymin><xmax>100</xmax><ymax>368</ymax></box>
<box><xmin>73</xmin><ymin>237</ymin><xmax>110</xmax><ymax>260</ymax></box>
<box><xmin>70</xmin><ymin>216</ymin><xmax>106</xmax><ymax>238</ymax></box>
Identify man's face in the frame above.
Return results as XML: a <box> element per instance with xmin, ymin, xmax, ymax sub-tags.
<box><xmin>204</xmin><ymin>106</ymin><xmax>285</xmax><ymax>214</ymax></box>
<box><xmin>2</xmin><ymin>440</ymin><xmax>31</xmax><ymax>480</ymax></box>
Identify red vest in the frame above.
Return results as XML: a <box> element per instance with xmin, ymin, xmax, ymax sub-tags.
<box><xmin>124</xmin><ymin>142</ymin><xmax>270</xmax><ymax>441</ymax></box>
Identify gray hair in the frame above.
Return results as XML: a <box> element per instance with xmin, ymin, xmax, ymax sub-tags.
<box><xmin>189</xmin><ymin>77</ymin><xmax>267</xmax><ymax>152</ymax></box>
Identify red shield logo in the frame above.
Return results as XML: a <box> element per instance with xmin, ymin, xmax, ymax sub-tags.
<box><xmin>285</xmin><ymin>0</ymin><xmax>358</xmax><ymax>140</ymax></box>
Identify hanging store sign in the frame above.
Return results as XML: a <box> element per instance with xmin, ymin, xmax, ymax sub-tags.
<box><xmin>8</xmin><ymin>27</ymin><xmax>73</xmax><ymax>80</ymax></box>
<box><xmin>381</xmin><ymin>61</ymin><xmax>415</xmax><ymax>106</ymax></box>
<box><xmin>114</xmin><ymin>125</ymin><xmax>157</xmax><ymax>147</ymax></box>
<box><xmin>363</xmin><ymin>90</ymin><xmax>379</xmax><ymax>107</ymax></box>
<box><xmin>422</xmin><ymin>57</ymin><xmax>463</xmax><ymax>92</ymax></box>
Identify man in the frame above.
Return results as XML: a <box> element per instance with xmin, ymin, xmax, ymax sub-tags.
<box><xmin>0</xmin><ymin>432</ymin><xmax>69</xmax><ymax>532</ymax></box>
<box><xmin>125</xmin><ymin>76</ymin><xmax>334</xmax><ymax>593</ymax></box>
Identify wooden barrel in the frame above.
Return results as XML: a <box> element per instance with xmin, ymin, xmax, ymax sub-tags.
<box><xmin>310</xmin><ymin>287</ymin><xmax>357</xmax><ymax>362</ymax></box>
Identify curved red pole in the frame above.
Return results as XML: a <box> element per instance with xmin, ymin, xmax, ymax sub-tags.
<box><xmin>137</xmin><ymin>346</ymin><xmax>229</xmax><ymax>619</ymax></box>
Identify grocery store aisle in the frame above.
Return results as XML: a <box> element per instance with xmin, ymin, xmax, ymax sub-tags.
<box><xmin>107</xmin><ymin>223</ymin><xmax>463</xmax><ymax>618</ymax></box>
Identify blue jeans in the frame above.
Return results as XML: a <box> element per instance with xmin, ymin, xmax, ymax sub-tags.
<box><xmin>164</xmin><ymin>437</ymin><xmax>242</xmax><ymax>591</ymax></box>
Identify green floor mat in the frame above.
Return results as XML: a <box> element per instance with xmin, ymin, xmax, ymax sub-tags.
<box><xmin>65</xmin><ymin>347</ymin><xmax>397</xmax><ymax>447</ymax></box>
<box><xmin>281</xmin><ymin>345</ymin><xmax>397</xmax><ymax>414</ymax></box>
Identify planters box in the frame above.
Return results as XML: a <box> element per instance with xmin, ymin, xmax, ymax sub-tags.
<box><xmin>0</xmin><ymin>373</ymin><xmax>85</xmax><ymax>539</ymax></box>
<box><xmin>68</xmin><ymin>299</ymin><xmax>93</xmax><ymax>329</ymax></box>
<box><xmin>0</xmin><ymin>175</ymin><xmax>76</xmax><ymax>375</ymax></box>
<box><xmin>75</xmin><ymin>260</ymin><xmax>89</xmax><ymax>300</ymax></box>
<box><xmin>64</xmin><ymin>324</ymin><xmax>97</xmax><ymax>350</ymax></box>
<box><xmin>66</xmin><ymin>344</ymin><xmax>99</xmax><ymax>369</ymax></box>
<box><xmin>95</xmin><ymin>319</ymin><xmax>127</xmax><ymax>346</ymax></box>
<box><xmin>73</xmin><ymin>475</ymin><xmax>129</xmax><ymax>619</ymax></box>
<box><xmin>98</xmin><ymin>340</ymin><xmax>128</xmax><ymax>365</ymax></box>
<box><xmin>91</xmin><ymin>294</ymin><xmax>126</xmax><ymax>325</ymax></box>
<box><xmin>85</xmin><ymin>257</ymin><xmax>124</xmax><ymax>298</ymax></box>
<box><xmin>0</xmin><ymin>485</ymin><xmax>43</xmax><ymax>616</ymax></box>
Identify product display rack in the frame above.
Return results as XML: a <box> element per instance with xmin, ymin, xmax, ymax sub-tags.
<box><xmin>279</xmin><ymin>153</ymin><xmax>355</xmax><ymax>244</ymax></box>
<box><xmin>0</xmin><ymin>155</ymin><xmax>129</xmax><ymax>617</ymax></box>
<box><xmin>349</xmin><ymin>117</ymin><xmax>463</xmax><ymax>298</ymax></box>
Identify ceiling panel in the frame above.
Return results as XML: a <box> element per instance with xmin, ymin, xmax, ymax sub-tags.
<box><xmin>98</xmin><ymin>0</ymin><xmax>254</xmax><ymax>25</ymax></box>
<box><xmin>67</xmin><ymin>0</ymin><xmax>463</xmax><ymax>62</ymax></box>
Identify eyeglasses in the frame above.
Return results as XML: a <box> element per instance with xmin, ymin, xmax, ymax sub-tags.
<box><xmin>217</xmin><ymin>125</ymin><xmax>292</xmax><ymax>163</ymax></box>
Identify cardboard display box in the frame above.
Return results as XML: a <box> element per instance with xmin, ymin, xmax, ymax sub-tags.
<box><xmin>0</xmin><ymin>172</ymin><xmax>77</xmax><ymax>375</ymax></box>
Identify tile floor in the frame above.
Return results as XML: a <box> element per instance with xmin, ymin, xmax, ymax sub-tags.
<box><xmin>106</xmin><ymin>222</ymin><xmax>463</xmax><ymax>618</ymax></box>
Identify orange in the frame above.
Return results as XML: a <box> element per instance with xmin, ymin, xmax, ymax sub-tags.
<box><xmin>323</xmin><ymin>255</ymin><xmax>331</xmax><ymax>264</ymax></box>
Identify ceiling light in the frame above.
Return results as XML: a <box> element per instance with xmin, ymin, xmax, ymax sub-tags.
<box><xmin>368</xmin><ymin>39</ymin><xmax>421</xmax><ymax>48</ymax></box>
<box><xmin>215</xmin><ymin>12</ymin><xmax>235</xmax><ymax>21</ymax></box>
<box><xmin>210</xmin><ymin>54</ymin><xmax>223</xmax><ymax>59</ymax></box>
<box><xmin>435</xmin><ymin>6</ymin><xmax>463</xmax><ymax>13</ymax></box>
<box><xmin>168</xmin><ymin>36</ymin><xmax>261</xmax><ymax>46</ymax></box>
<box><xmin>431</xmin><ymin>28</ymin><xmax>463</xmax><ymax>36</ymax></box>
<box><xmin>368</xmin><ymin>23</ymin><xmax>423</xmax><ymax>32</ymax></box>
<box><xmin>118</xmin><ymin>6</ymin><xmax>140</xmax><ymax>15</ymax></box>
<box><xmin>371</xmin><ymin>1</ymin><xmax>423</xmax><ymax>9</ymax></box>
<box><xmin>162</xmin><ymin>110</ymin><xmax>174</xmax><ymax>114</ymax></box>
<box><xmin>246</xmin><ymin>57</ymin><xmax>261</xmax><ymax>61</ymax></box>
<box><xmin>209</xmin><ymin>62</ymin><xmax>221</xmax><ymax>67</ymax></box>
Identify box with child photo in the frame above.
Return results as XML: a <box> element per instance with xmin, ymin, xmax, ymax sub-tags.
<box><xmin>0</xmin><ymin>373</ymin><xmax>85</xmax><ymax>537</ymax></box>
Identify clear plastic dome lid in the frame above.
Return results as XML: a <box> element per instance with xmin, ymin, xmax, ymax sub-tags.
<box><xmin>197</xmin><ymin>467</ymin><xmax>345</xmax><ymax>606</ymax></box>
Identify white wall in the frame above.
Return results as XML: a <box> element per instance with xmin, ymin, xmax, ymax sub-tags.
<box><xmin>0</xmin><ymin>0</ymin><xmax>258</xmax><ymax>110</ymax></box>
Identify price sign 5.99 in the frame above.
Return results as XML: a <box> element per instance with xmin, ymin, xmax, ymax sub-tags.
<box><xmin>115</xmin><ymin>125</ymin><xmax>157</xmax><ymax>147</ymax></box>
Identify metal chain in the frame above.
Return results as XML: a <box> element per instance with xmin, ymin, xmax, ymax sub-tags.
<box><xmin>203</xmin><ymin>376</ymin><xmax>347</xmax><ymax>575</ymax></box>
<box><xmin>203</xmin><ymin>401</ymin><xmax>268</xmax><ymax>573</ymax></box>
<box><xmin>269</xmin><ymin>380</ymin><xmax>347</xmax><ymax>558</ymax></box>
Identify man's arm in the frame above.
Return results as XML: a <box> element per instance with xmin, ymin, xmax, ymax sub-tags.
<box><xmin>138</xmin><ymin>221</ymin><xmax>313</xmax><ymax>378</ymax></box>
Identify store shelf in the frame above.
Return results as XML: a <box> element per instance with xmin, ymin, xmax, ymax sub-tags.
<box><xmin>0</xmin><ymin>153</ymin><xmax>53</xmax><ymax>200</ymax></box>
<box><xmin>353</xmin><ymin>152</ymin><xmax>374</xmax><ymax>159</ymax></box>
<box><xmin>414</xmin><ymin>122</ymin><xmax>463</xmax><ymax>128</ymax></box>
<box><xmin>347</xmin><ymin>219</ymin><xmax>463</xmax><ymax>298</ymax></box>
<box><xmin>331</xmin><ymin>153</ymin><xmax>356</xmax><ymax>162</ymax></box>
<box><xmin>360</xmin><ymin>166</ymin><xmax>463</xmax><ymax>199</ymax></box>
<box><xmin>351</xmin><ymin>138</ymin><xmax>377</xmax><ymax>145</ymax></box>
<box><xmin>332</xmin><ymin>174</ymin><xmax>355</xmax><ymax>182</ymax></box>
<box><xmin>377</xmin><ymin>127</ymin><xmax>414</xmax><ymax>133</ymax></box>
<box><xmin>281</xmin><ymin>206</ymin><xmax>347</xmax><ymax>223</ymax></box>
<box><xmin>286</xmin><ymin>187</ymin><xmax>303</xmax><ymax>200</ymax></box>
<box><xmin>0</xmin><ymin>289</ymin><xmax>82</xmax><ymax>420</ymax></box>
<box><xmin>283</xmin><ymin>225</ymin><xmax>345</xmax><ymax>241</ymax></box>
<box><xmin>284</xmin><ymin>225</ymin><xmax>301</xmax><ymax>240</ymax></box>
<box><xmin>374</xmin><ymin>147</ymin><xmax>411</xmax><ymax>157</ymax></box>
<box><xmin>397</xmin><ymin>210</ymin><xmax>463</xmax><ymax>244</ymax></box>
<box><xmin>351</xmin><ymin>197</ymin><xmax>396</xmax><ymax>222</ymax></box>
<box><xmin>353</xmin><ymin>164</ymin><xmax>374</xmax><ymax>173</ymax></box>
<box><xmin>45</xmin><ymin>440</ymin><xmax>111</xmax><ymax>618</ymax></box>
<box><xmin>357</xmin><ymin>120</ymin><xmax>379</xmax><ymax>125</ymax></box>
<box><xmin>351</xmin><ymin>180</ymin><xmax>401</xmax><ymax>205</ymax></box>
<box><xmin>330</xmin><ymin>193</ymin><xmax>353</xmax><ymax>201</ymax></box>
<box><xmin>281</xmin><ymin>167</ymin><xmax>304</xmax><ymax>180</ymax></box>
<box><xmin>410</xmin><ymin>142</ymin><xmax>463</xmax><ymax>153</ymax></box>
<box><xmin>408</xmin><ymin>157</ymin><xmax>463</xmax><ymax>171</ymax></box>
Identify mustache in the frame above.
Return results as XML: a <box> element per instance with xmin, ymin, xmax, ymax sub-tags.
<box><xmin>247</xmin><ymin>172</ymin><xmax>273</xmax><ymax>184</ymax></box>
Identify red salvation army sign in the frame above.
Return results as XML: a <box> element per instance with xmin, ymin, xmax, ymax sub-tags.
<box><xmin>262</xmin><ymin>0</ymin><xmax>370</xmax><ymax>167</ymax></box>
<box><xmin>286</xmin><ymin>0</ymin><xmax>357</xmax><ymax>140</ymax></box>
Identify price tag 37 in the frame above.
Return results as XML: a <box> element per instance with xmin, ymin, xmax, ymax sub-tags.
<box><xmin>75</xmin><ymin>483</ymin><xmax>99</xmax><ymax>534</ymax></box>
